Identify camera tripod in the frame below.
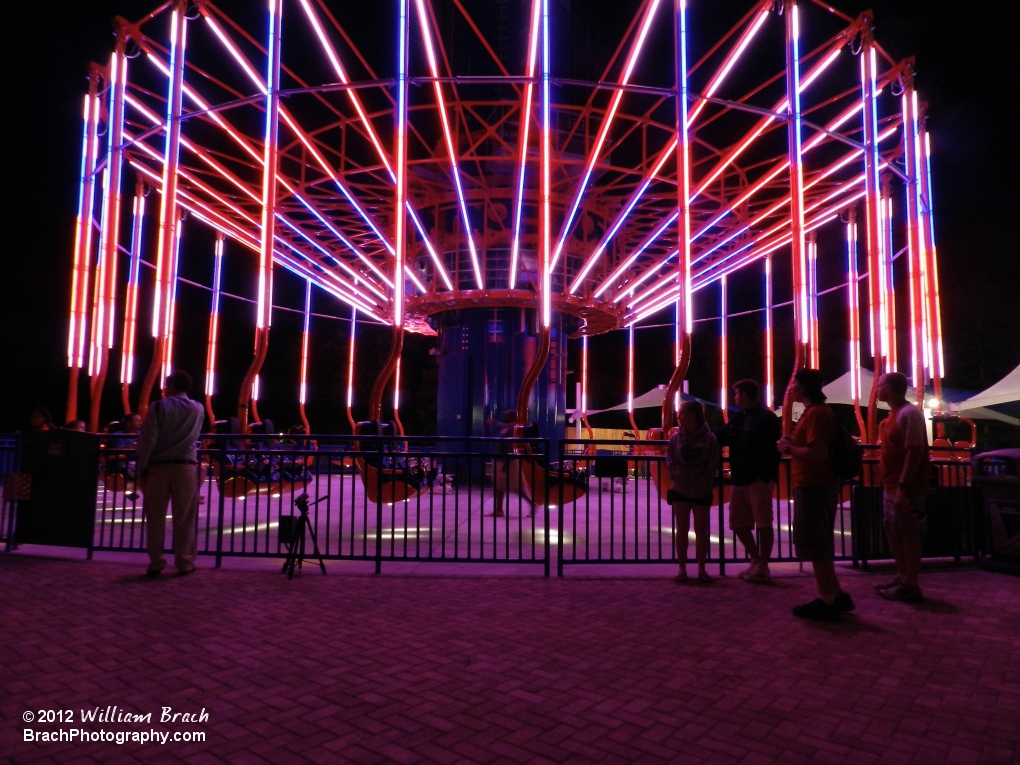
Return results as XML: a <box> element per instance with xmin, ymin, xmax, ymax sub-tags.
<box><xmin>282</xmin><ymin>492</ymin><xmax>326</xmax><ymax>579</ymax></box>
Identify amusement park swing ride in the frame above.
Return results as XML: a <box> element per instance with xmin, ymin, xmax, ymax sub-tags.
<box><xmin>64</xmin><ymin>0</ymin><xmax>945</xmax><ymax>470</ymax></box>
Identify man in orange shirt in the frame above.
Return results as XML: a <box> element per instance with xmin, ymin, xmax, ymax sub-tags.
<box><xmin>778</xmin><ymin>369</ymin><xmax>853</xmax><ymax>621</ymax></box>
<box><xmin>875</xmin><ymin>372</ymin><xmax>929</xmax><ymax>602</ymax></box>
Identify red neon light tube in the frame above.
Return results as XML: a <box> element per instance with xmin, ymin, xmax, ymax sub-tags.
<box><xmin>395</xmin><ymin>0</ymin><xmax>409</xmax><ymax>328</ymax></box>
<box><xmin>121</xmin><ymin>182</ymin><xmax>146</xmax><ymax>386</ymax></box>
<box><xmin>719</xmin><ymin>275</ymin><xmax>728</xmax><ymax>422</ymax></box>
<box><xmin>511</xmin><ymin>0</ymin><xmax>542</xmax><ymax>290</ymax></box>
<box><xmin>551</xmin><ymin>0</ymin><xmax>662</xmax><ymax>272</ymax></box>
<box><xmin>300</xmin><ymin>279</ymin><xmax>312</xmax><ymax>406</ymax></box>
<box><xmin>205</xmin><ymin>233</ymin><xmax>225</xmax><ymax>399</ymax></box>
<box><xmin>69</xmin><ymin>89</ymin><xmax>101</xmax><ymax>370</ymax></box>
<box><xmin>151</xmin><ymin>7</ymin><xmax>188</xmax><ymax>348</ymax></box>
<box><xmin>413</xmin><ymin>0</ymin><xmax>484</xmax><ymax>289</ymax></box>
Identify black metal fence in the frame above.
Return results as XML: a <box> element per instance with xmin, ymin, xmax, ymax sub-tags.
<box><xmin>2</xmin><ymin>433</ymin><xmax>983</xmax><ymax>575</ymax></box>
<box><xmin>556</xmin><ymin>440</ymin><xmax>980</xmax><ymax>574</ymax></box>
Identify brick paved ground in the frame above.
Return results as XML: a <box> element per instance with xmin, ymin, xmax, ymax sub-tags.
<box><xmin>1</xmin><ymin>553</ymin><xmax>1018</xmax><ymax>764</ymax></box>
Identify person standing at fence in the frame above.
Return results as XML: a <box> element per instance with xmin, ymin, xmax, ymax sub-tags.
<box><xmin>717</xmin><ymin>379</ymin><xmax>780</xmax><ymax>584</ymax></box>
<box><xmin>667</xmin><ymin>401</ymin><xmax>719</xmax><ymax>583</ymax></box>
<box><xmin>778</xmin><ymin>369</ymin><xmax>854</xmax><ymax>621</ymax></box>
<box><xmin>489</xmin><ymin>409</ymin><xmax>519</xmax><ymax>517</ymax></box>
<box><xmin>136</xmin><ymin>370</ymin><xmax>206</xmax><ymax>578</ymax></box>
<box><xmin>874</xmin><ymin>372</ymin><xmax>929</xmax><ymax>602</ymax></box>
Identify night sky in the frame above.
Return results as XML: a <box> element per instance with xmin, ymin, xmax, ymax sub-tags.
<box><xmin>2</xmin><ymin>0</ymin><xmax>1017</xmax><ymax>434</ymax></box>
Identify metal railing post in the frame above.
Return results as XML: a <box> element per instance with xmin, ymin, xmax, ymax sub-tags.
<box><xmin>215</xmin><ymin>442</ymin><xmax>227</xmax><ymax>568</ymax></box>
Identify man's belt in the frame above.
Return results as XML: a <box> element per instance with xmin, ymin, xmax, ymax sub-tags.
<box><xmin>149</xmin><ymin>459</ymin><xmax>198</xmax><ymax>465</ymax></box>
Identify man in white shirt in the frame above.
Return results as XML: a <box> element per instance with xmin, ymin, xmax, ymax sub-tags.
<box><xmin>136</xmin><ymin>370</ymin><xmax>206</xmax><ymax>577</ymax></box>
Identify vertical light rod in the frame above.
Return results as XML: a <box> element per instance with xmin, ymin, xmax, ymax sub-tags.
<box><xmin>346</xmin><ymin>291</ymin><xmax>358</xmax><ymax>429</ymax></box>
<box><xmin>90</xmin><ymin>46</ymin><xmax>128</xmax><ymax>380</ymax></box>
<box><xmin>205</xmin><ymin>232</ymin><xmax>225</xmax><ymax>399</ymax></box>
<box><xmin>414</xmin><ymin>0</ymin><xmax>484</xmax><ymax>289</ymax></box>
<box><xmin>902</xmin><ymin>83</ymin><xmax>926</xmax><ymax>405</ymax></box>
<box><xmin>162</xmin><ymin>216</ymin><xmax>184</xmax><ymax>381</ymax></box>
<box><xmin>138</xmin><ymin>1</ymin><xmax>189</xmax><ymax>418</ymax></box>
<box><xmin>627</xmin><ymin>327</ymin><xmax>635</xmax><ymax>413</ymax></box>
<box><xmin>719</xmin><ymin>275</ymin><xmax>728</xmax><ymax>422</ymax></box>
<box><xmin>510</xmin><ymin>0</ymin><xmax>542</xmax><ymax>290</ymax></box>
<box><xmin>236</xmin><ymin>0</ymin><xmax>283</xmax><ymax>431</ymax></box>
<box><xmin>920</xmin><ymin>124</ymin><xmax>945</xmax><ymax>387</ymax></box>
<box><xmin>88</xmin><ymin>37</ymin><xmax>129</xmax><ymax>432</ymax></box>
<box><xmin>256</xmin><ymin>0</ymin><xmax>283</xmax><ymax>331</ymax></box>
<box><xmin>395</xmin><ymin>0</ymin><xmax>409</xmax><ymax>328</ymax></box>
<box><xmin>151</xmin><ymin>6</ymin><xmax>188</xmax><ymax>339</ymax></box>
<box><xmin>582</xmin><ymin>335</ymin><xmax>589</xmax><ymax>416</ymax></box>
<box><xmin>859</xmin><ymin>25</ymin><xmax>885</xmax><ymax>439</ymax></box>
<box><xmin>764</xmin><ymin>256</ymin><xmax>774</xmax><ymax>408</ymax></box>
<box><xmin>551</xmin><ymin>0</ymin><xmax>662</xmax><ymax>272</ymax></box>
<box><xmin>121</xmin><ymin>179</ymin><xmax>147</xmax><ymax>388</ymax></box>
<box><xmin>540</xmin><ymin>0</ymin><xmax>551</xmax><ymax>327</ymax></box>
<box><xmin>807</xmin><ymin>235</ymin><xmax>819</xmax><ymax>368</ymax></box>
<box><xmin>569</xmin><ymin>2</ymin><xmax>772</xmax><ymax>295</ymax></box>
<box><xmin>69</xmin><ymin>79</ymin><xmax>101</xmax><ymax>371</ymax></box>
<box><xmin>846</xmin><ymin>216</ymin><xmax>866</xmax><ymax>437</ymax></box>
<box><xmin>102</xmin><ymin>45</ymin><xmax>129</xmax><ymax>355</ymax></box>
<box><xmin>882</xmin><ymin>187</ymin><xmax>897</xmax><ymax>371</ymax></box>
<box><xmin>674</xmin><ymin>0</ymin><xmax>693</xmax><ymax>336</ymax></box>
<box><xmin>785</xmin><ymin>0</ymin><xmax>808</xmax><ymax>351</ymax></box>
<box><xmin>299</xmin><ymin>279</ymin><xmax>312</xmax><ymax>406</ymax></box>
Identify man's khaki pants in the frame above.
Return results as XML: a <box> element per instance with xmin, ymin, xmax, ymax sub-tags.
<box><xmin>143</xmin><ymin>463</ymin><xmax>199</xmax><ymax>573</ymax></box>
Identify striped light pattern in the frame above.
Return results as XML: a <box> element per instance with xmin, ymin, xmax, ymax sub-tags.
<box><xmin>205</xmin><ymin>233</ymin><xmax>225</xmax><ymax>398</ymax></box>
<box><xmin>121</xmin><ymin>185</ymin><xmax>147</xmax><ymax>385</ymax></box>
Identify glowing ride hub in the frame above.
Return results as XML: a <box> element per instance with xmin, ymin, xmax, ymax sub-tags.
<box><xmin>65</xmin><ymin>0</ymin><xmax>944</xmax><ymax>445</ymax></box>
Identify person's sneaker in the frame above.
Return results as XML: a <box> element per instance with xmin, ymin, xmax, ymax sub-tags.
<box><xmin>834</xmin><ymin>592</ymin><xmax>856</xmax><ymax>612</ymax></box>
<box><xmin>792</xmin><ymin>598</ymin><xmax>841</xmax><ymax>622</ymax></box>
<box><xmin>879</xmin><ymin>583</ymin><xmax>923</xmax><ymax>603</ymax></box>
<box><xmin>737</xmin><ymin>564</ymin><xmax>759</xmax><ymax>580</ymax></box>
<box><xmin>485</xmin><ymin>510</ymin><xmax>505</xmax><ymax>517</ymax></box>
<box><xmin>745</xmin><ymin>567</ymin><xmax>771</xmax><ymax>584</ymax></box>
<box><xmin>872</xmin><ymin>576</ymin><xmax>902</xmax><ymax>593</ymax></box>
<box><xmin>125</xmin><ymin>491</ymin><xmax>140</xmax><ymax>501</ymax></box>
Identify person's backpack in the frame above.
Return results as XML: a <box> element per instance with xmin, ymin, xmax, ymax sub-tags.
<box><xmin>830</xmin><ymin>422</ymin><xmax>863</xmax><ymax>480</ymax></box>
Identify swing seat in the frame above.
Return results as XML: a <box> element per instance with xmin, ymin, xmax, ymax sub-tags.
<box><xmin>513</xmin><ymin>423</ymin><xmax>587</xmax><ymax>508</ymax></box>
<box><xmin>353</xmin><ymin>421</ymin><xmax>422</xmax><ymax>504</ymax></box>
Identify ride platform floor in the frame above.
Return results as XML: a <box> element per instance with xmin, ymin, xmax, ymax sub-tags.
<box><xmin>1</xmin><ymin>551</ymin><xmax>1018</xmax><ymax>764</ymax></box>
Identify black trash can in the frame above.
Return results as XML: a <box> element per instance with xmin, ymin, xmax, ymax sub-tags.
<box><xmin>16</xmin><ymin>430</ymin><xmax>100</xmax><ymax>549</ymax></box>
<box><xmin>972</xmin><ymin>449</ymin><xmax>1020</xmax><ymax>565</ymax></box>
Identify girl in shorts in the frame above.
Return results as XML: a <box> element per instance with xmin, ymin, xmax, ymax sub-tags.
<box><xmin>666</xmin><ymin>401</ymin><xmax>719</xmax><ymax>582</ymax></box>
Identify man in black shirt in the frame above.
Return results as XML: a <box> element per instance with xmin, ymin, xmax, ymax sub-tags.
<box><xmin>717</xmin><ymin>379</ymin><xmax>781</xmax><ymax>583</ymax></box>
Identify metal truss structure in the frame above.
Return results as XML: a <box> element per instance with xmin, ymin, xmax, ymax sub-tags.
<box><xmin>66</xmin><ymin>0</ymin><xmax>944</xmax><ymax>440</ymax></box>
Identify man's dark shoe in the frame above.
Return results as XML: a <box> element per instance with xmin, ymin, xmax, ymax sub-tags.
<box><xmin>835</xmin><ymin>592</ymin><xmax>856</xmax><ymax>612</ymax></box>
<box><xmin>792</xmin><ymin>598</ymin><xmax>841</xmax><ymax>622</ymax></box>
<box><xmin>145</xmin><ymin>569</ymin><xmax>162</xmax><ymax>579</ymax></box>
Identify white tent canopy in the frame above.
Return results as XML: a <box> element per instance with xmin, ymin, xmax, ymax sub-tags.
<box><xmin>823</xmin><ymin>369</ymin><xmax>905</xmax><ymax>410</ymax></box>
<box><xmin>584</xmin><ymin>386</ymin><xmax>711</xmax><ymax>417</ymax></box>
<box><xmin>951</xmin><ymin>365</ymin><xmax>1020</xmax><ymax>410</ymax></box>
<box><xmin>822</xmin><ymin>369</ymin><xmax>1019</xmax><ymax>426</ymax></box>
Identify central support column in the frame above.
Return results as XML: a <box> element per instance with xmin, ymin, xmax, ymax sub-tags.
<box><xmin>434</xmin><ymin>308</ymin><xmax>573</xmax><ymax>441</ymax></box>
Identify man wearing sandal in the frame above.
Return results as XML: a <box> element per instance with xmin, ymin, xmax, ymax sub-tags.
<box><xmin>718</xmin><ymin>379</ymin><xmax>780</xmax><ymax>584</ymax></box>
